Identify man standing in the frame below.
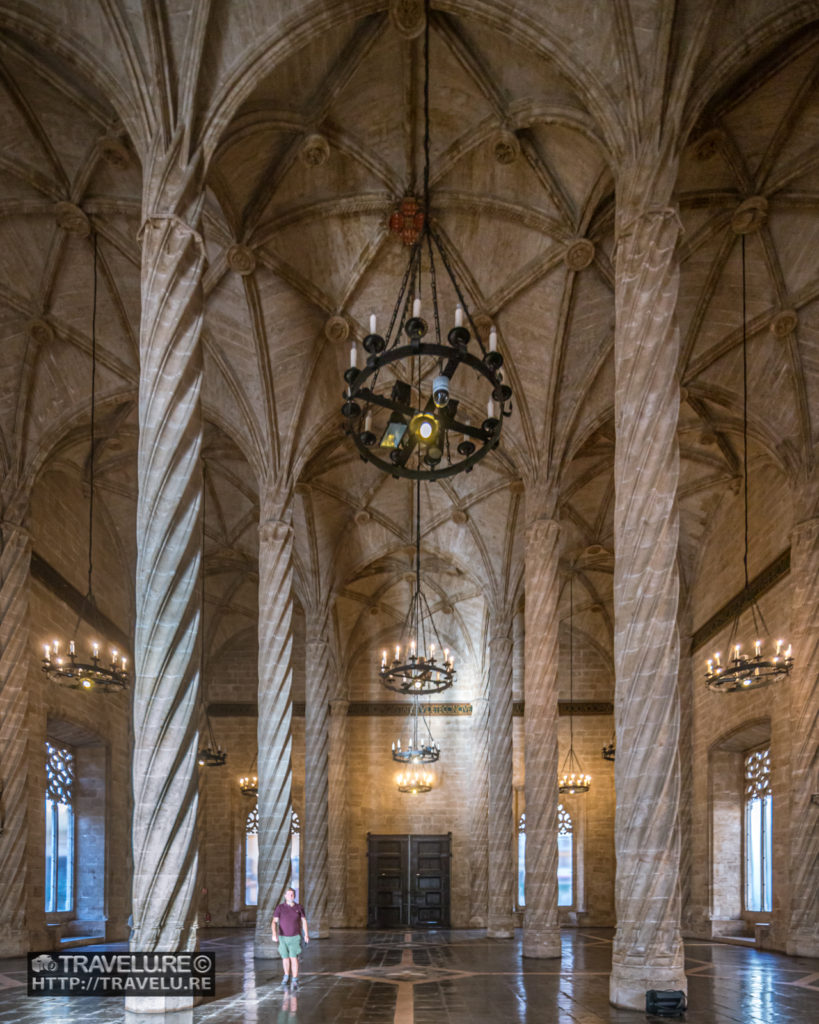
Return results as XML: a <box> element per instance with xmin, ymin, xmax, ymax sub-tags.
<box><xmin>272</xmin><ymin>887</ymin><xmax>310</xmax><ymax>990</ymax></box>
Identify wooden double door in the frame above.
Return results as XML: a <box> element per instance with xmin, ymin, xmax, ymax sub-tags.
<box><xmin>367</xmin><ymin>833</ymin><xmax>451</xmax><ymax>929</ymax></box>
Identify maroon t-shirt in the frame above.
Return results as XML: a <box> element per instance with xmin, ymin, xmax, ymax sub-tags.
<box><xmin>274</xmin><ymin>902</ymin><xmax>305</xmax><ymax>937</ymax></box>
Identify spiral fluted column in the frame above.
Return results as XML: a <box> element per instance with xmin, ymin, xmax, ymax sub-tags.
<box><xmin>328</xmin><ymin>697</ymin><xmax>349</xmax><ymax>927</ymax></box>
<box><xmin>469</xmin><ymin>665</ymin><xmax>490</xmax><ymax>928</ymax></box>
<box><xmin>787</xmin><ymin>513</ymin><xmax>819</xmax><ymax>956</ymax></box>
<box><xmin>304</xmin><ymin>623</ymin><xmax>332</xmax><ymax>937</ymax></box>
<box><xmin>488</xmin><ymin>613</ymin><xmax>515</xmax><ymax>938</ymax></box>
<box><xmin>0</xmin><ymin>518</ymin><xmax>31</xmax><ymax>957</ymax></box>
<box><xmin>610</xmin><ymin>188</ymin><xmax>686</xmax><ymax>1009</ymax></box>
<box><xmin>523</xmin><ymin>518</ymin><xmax>561</xmax><ymax>958</ymax></box>
<box><xmin>254</xmin><ymin>516</ymin><xmax>294</xmax><ymax>957</ymax></box>
<box><xmin>130</xmin><ymin>211</ymin><xmax>205</xmax><ymax>973</ymax></box>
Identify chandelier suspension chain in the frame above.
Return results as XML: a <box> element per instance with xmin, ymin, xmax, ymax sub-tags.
<box><xmin>742</xmin><ymin>233</ymin><xmax>749</xmax><ymax>595</ymax></box>
<box><xmin>87</xmin><ymin>231</ymin><xmax>97</xmax><ymax>605</ymax></box>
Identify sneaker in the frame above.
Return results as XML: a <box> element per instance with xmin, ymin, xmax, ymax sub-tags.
<box><xmin>291</xmin><ymin>979</ymin><xmax>299</xmax><ymax>991</ymax></box>
<box><xmin>280</xmin><ymin>976</ymin><xmax>290</xmax><ymax>989</ymax></box>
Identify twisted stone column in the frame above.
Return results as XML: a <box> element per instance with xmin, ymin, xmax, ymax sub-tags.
<box><xmin>488</xmin><ymin>613</ymin><xmax>515</xmax><ymax>937</ymax></box>
<box><xmin>304</xmin><ymin>622</ymin><xmax>332</xmax><ymax>937</ymax></box>
<box><xmin>0</xmin><ymin>518</ymin><xmax>31</xmax><ymax>957</ymax></box>
<box><xmin>469</xmin><ymin>667</ymin><xmax>490</xmax><ymax>928</ymax></box>
<box><xmin>523</xmin><ymin>518</ymin><xmax>561</xmax><ymax>958</ymax></box>
<box><xmin>254</xmin><ymin>517</ymin><xmax>294</xmax><ymax>957</ymax></box>
<box><xmin>787</xmin><ymin>513</ymin><xmax>819</xmax><ymax>956</ymax></box>
<box><xmin>328</xmin><ymin>697</ymin><xmax>349</xmax><ymax>927</ymax></box>
<box><xmin>610</xmin><ymin>193</ymin><xmax>686</xmax><ymax>1008</ymax></box>
<box><xmin>131</xmin><ymin>212</ymin><xmax>205</xmax><ymax>970</ymax></box>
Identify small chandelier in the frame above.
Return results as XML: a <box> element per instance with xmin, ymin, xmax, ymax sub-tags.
<box><xmin>392</xmin><ymin>696</ymin><xmax>440</xmax><ymax>764</ymax></box>
<box><xmin>601</xmin><ymin>740</ymin><xmax>616</xmax><ymax>762</ymax></box>
<box><xmin>239</xmin><ymin>753</ymin><xmax>258</xmax><ymax>797</ymax></box>
<box><xmin>239</xmin><ymin>774</ymin><xmax>258</xmax><ymax>798</ymax></box>
<box><xmin>42</xmin><ymin>233</ymin><xmax>128</xmax><ymax>694</ymax></box>
<box><xmin>341</xmin><ymin>0</ymin><xmax>511</xmax><ymax>481</ymax></box>
<box><xmin>396</xmin><ymin>766</ymin><xmax>435</xmax><ymax>794</ymax></box>
<box><xmin>704</xmin><ymin>235</ymin><xmax>794</xmax><ymax>693</ymax></box>
<box><xmin>196</xmin><ymin>469</ymin><xmax>226</xmax><ymax>768</ymax></box>
<box><xmin>380</xmin><ymin>479</ymin><xmax>455</xmax><ymax>695</ymax></box>
<box><xmin>559</xmin><ymin>577</ymin><xmax>591</xmax><ymax>794</ymax></box>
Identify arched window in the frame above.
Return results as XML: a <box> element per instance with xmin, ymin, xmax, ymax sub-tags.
<box><xmin>557</xmin><ymin>803</ymin><xmax>573</xmax><ymax>907</ymax></box>
<box><xmin>45</xmin><ymin>740</ymin><xmax>75</xmax><ymax>914</ymax></box>
<box><xmin>244</xmin><ymin>804</ymin><xmax>258</xmax><ymax>906</ymax></box>
<box><xmin>290</xmin><ymin>811</ymin><xmax>301</xmax><ymax>899</ymax></box>
<box><xmin>517</xmin><ymin>812</ymin><xmax>526</xmax><ymax>908</ymax></box>
<box><xmin>744</xmin><ymin>747</ymin><xmax>772</xmax><ymax>913</ymax></box>
<box><xmin>516</xmin><ymin>805</ymin><xmax>574</xmax><ymax>909</ymax></box>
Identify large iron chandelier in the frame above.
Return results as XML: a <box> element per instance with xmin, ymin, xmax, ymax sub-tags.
<box><xmin>341</xmin><ymin>0</ymin><xmax>511</xmax><ymax>481</ymax></box>
<box><xmin>559</xmin><ymin>577</ymin><xmax>591</xmax><ymax>794</ymax></box>
<box><xmin>197</xmin><ymin>470</ymin><xmax>226</xmax><ymax>767</ymax></box>
<box><xmin>380</xmin><ymin>479</ymin><xmax>455</xmax><ymax>695</ymax></box>
<box><xmin>704</xmin><ymin>235</ymin><xmax>794</xmax><ymax>692</ymax></box>
<box><xmin>42</xmin><ymin>234</ymin><xmax>128</xmax><ymax>694</ymax></box>
<box><xmin>392</xmin><ymin>696</ymin><xmax>440</xmax><ymax>765</ymax></box>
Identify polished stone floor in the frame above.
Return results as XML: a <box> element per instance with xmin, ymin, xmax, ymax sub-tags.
<box><xmin>0</xmin><ymin>928</ymin><xmax>817</xmax><ymax>1023</ymax></box>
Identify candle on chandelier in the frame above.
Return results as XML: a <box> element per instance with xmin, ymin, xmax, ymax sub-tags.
<box><xmin>754</xmin><ymin>640</ymin><xmax>761</xmax><ymax>656</ymax></box>
<box><xmin>369</xmin><ymin>313</ymin><xmax>377</xmax><ymax>334</ymax></box>
<box><xmin>93</xmin><ymin>642</ymin><xmax>100</xmax><ymax>659</ymax></box>
<box><xmin>776</xmin><ymin>639</ymin><xmax>783</xmax><ymax>655</ymax></box>
<box><xmin>350</xmin><ymin>341</ymin><xmax>357</xmax><ymax>368</ymax></box>
<box><xmin>382</xmin><ymin>650</ymin><xmax>387</xmax><ymax>668</ymax></box>
<box><xmin>44</xmin><ymin>644</ymin><xmax>51</xmax><ymax>660</ymax></box>
<box><xmin>413</xmin><ymin>297</ymin><xmax>421</xmax><ymax>318</ymax></box>
<box><xmin>69</xmin><ymin>640</ymin><xmax>76</xmax><ymax>656</ymax></box>
<box><xmin>785</xmin><ymin>644</ymin><xmax>792</xmax><ymax>658</ymax></box>
<box><xmin>487</xmin><ymin>397</ymin><xmax>495</xmax><ymax>419</ymax></box>
<box><xmin>121</xmin><ymin>656</ymin><xmax>127</xmax><ymax>671</ymax></box>
<box><xmin>395</xmin><ymin>645</ymin><xmax>400</xmax><ymax>661</ymax></box>
<box><xmin>364</xmin><ymin>410</ymin><xmax>372</xmax><ymax>433</ymax></box>
<box><xmin>112</xmin><ymin>649</ymin><xmax>119</xmax><ymax>666</ymax></box>
<box><xmin>733</xmin><ymin>643</ymin><xmax>741</xmax><ymax>660</ymax></box>
<box><xmin>489</xmin><ymin>327</ymin><xmax>498</xmax><ymax>352</ymax></box>
<box><xmin>455</xmin><ymin>304</ymin><xmax>463</xmax><ymax>327</ymax></box>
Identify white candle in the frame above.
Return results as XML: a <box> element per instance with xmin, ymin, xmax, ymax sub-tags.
<box><xmin>395</xmin><ymin>645</ymin><xmax>400</xmax><ymax>661</ymax></box>
<box><xmin>487</xmin><ymin>397</ymin><xmax>495</xmax><ymax>419</ymax></box>
<box><xmin>369</xmin><ymin>313</ymin><xmax>377</xmax><ymax>334</ymax></box>
<box><xmin>69</xmin><ymin>640</ymin><xmax>76</xmax><ymax>656</ymax></box>
<box><xmin>44</xmin><ymin>644</ymin><xmax>51</xmax><ymax>660</ymax></box>
<box><xmin>364</xmin><ymin>411</ymin><xmax>372</xmax><ymax>433</ymax></box>
<box><xmin>53</xmin><ymin>641</ymin><xmax>60</xmax><ymax>655</ymax></box>
<box><xmin>489</xmin><ymin>327</ymin><xmax>498</xmax><ymax>352</ymax></box>
<box><xmin>112</xmin><ymin>649</ymin><xmax>118</xmax><ymax>665</ymax></box>
<box><xmin>382</xmin><ymin>650</ymin><xmax>387</xmax><ymax>667</ymax></box>
<box><xmin>350</xmin><ymin>341</ymin><xmax>357</xmax><ymax>368</ymax></box>
<box><xmin>93</xmin><ymin>642</ymin><xmax>99</xmax><ymax>658</ymax></box>
<box><xmin>121</xmin><ymin>657</ymin><xmax>127</xmax><ymax>671</ymax></box>
<box><xmin>413</xmin><ymin>297</ymin><xmax>421</xmax><ymax>318</ymax></box>
<box><xmin>754</xmin><ymin>640</ymin><xmax>761</xmax><ymax>656</ymax></box>
<box><xmin>455</xmin><ymin>304</ymin><xmax>463</xmax><ymax>327</ymax></box>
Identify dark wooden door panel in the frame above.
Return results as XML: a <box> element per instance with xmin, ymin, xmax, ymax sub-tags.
<box><xmin>368</xmin><ymin>833</ymin><xmax>450</xmax><ymax>928</ymax></box>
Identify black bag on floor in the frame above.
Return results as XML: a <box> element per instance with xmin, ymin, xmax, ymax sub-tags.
<box><xmin>645</xmin><ymin>989</ymin><xmax>687</xmax><ymax>1017</ymax></box>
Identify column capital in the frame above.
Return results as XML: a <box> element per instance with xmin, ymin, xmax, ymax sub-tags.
<box><xmin>259</xmin><ymin>518</ymin><xmax>293</xmax><ymax>545</ymax></box>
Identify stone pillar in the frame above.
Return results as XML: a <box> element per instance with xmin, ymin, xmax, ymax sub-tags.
<box><xmin>327</xmin><ymin>697</ymin><xmax>349</xmax><ymax>927</ymax></box>
<box><xmin>130</xmin><ymin>206</ymin><xmax>205</xmax><ymax>977</ymax></box>
<box><xmin>469</xmin><ymin>664</ymin><xmax>489</xmax><ymax>928</ymax></box>
<box><xmin>522</xmin><ymin>518</ymin><xmax>561</xmax><ymax>958</ymax></box>
<box><xmin>487</xmin><ymin>611</ymin><xmax>515</xmax><ymax>938</ymax></box>
<box><xmin>787</xmin><ymin>513</ymin><xmax>819</xmax><ymax>957</ymax></box>
<box><xmin>254</xmin><ymin>515</ymin><xmax>294</xmax><ymax>957</ymax></box>
<box><xmin>0</xmin><ymin>517</ymin><xmax>31</xmax><ymax>957</ymax></box>
<box><xmin>610</xmin><ymin>181</ymin><xmax>686</xmax><ymax>1008</ymax></box>
<box><xmin>304</xmin><ymin>619</ymin><xmax>332</xmax><ymax>937</ymax></box>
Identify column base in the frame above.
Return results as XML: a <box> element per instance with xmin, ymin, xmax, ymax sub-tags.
<box><xmin>0</xmin><ymin>927</ymin><xmax>30</xmax><ymax>958</ymax></box>
<box><xmin>609</xmin><ymin>963</ymin><xmax>687</xmax><ymax>1010</ymax></box>
<box><xmin>486</xmin><ymin>927</ymin><xmax>514</xmax><ymax>939</ymax></box>
<box><xmin>522</xmin><ymin>928</ymin><xmax>561</xmax><ymax>958</ymax></box>
<box><xmin>253</xmin><ymin>934</ymin><xmax>281</xmax><ymax>959</ymax></box>
<box><xmin>786</xmin><ymin>935</ymin><xmax>819</xmax><ymax>958</ymax></box>
<box><xmin>125</xmin><ymin>995</ymin><xmax>195</xmax><ymax>1016</ymax></box>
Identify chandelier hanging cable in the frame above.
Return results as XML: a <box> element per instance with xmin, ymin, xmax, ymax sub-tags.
<box><xmin>392</xmin><ymin>694</ymin><xmax>440</xmax><ymax>765</ymax></box>
<box><xmin>559</xmin><ymin>575</ymin><xmax>591</xmax><ymax>794</ymax></box>
<box><xmin>341</xmin><ymin>0</ymin><xmax>511</xmax><ymax>480</ymax></box>
<box><xmin>380</xmin><ymin>477</ymin><xmax>455</xmax><ymax>694</ymax></box>
<box><xmin>704</xmin><ymin>234</ymin><xmax>794</xmax><ymax>692</ymax></box>
<box><xmin>197</xmin><ymin>468</ymin><xmax>227</xmax><ymax>767</ymax></box>
<box><xmin>41</xmin><ymin>233</ymin><xmax>129</xmax><ymax>693</ymax></box>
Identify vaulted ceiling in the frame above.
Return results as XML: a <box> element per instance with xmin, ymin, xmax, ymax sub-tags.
<box><xmin>2</xmin><ymin>1</ymin><xmax>817</xmax><ymax>703</ymax></box>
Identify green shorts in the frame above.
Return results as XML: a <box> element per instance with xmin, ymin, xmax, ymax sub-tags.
<box><xmin>278</xmin><ymin>934</ymin><xmax>302</xmax><ymax>959</ymax></box>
